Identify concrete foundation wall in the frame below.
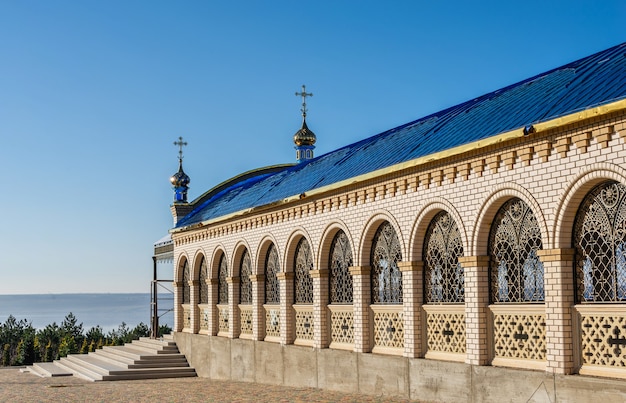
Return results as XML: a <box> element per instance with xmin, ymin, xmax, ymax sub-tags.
<box><xmin>174</xmin><ymin>332</ymin><xmax>626</xmax><ymax>402</ymax></box>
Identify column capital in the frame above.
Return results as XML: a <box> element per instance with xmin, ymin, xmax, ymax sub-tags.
<box><xmin>349</xmin><ymin>265</ymin><xmax>371</xmax><ymax>276</ymax></box>
<box><xmin>310</xmin><ymin>269</ymin><xmax>329</xmax><ymax>279</ymax></box>
<box><xmin>458</xmin><ymin>255</ymin><xmax>490</xmax><ymax>266</ymax></box>
<box><xmin>173</xmin><ymin>281</ymin><xmax>182</xmax><ymax>287</ymax></box>
<box><xmin>207</xmin><ymin>278</ymin><xmax>218</xmax><ymax>285</ymax></box>
<box><xmin>398</xmin><ymin>261</ymin><xmax>423</xmax><ymax>272</ymax></box>
<box><xmin>276</xmin><ymin>271</ymin><xmax>294</xmax><ymax>281</ymax></box>
<box><xmin>250</xmin><ymin>274</ymin><xmax>265</xmax><ymax>282</ymax></box>
<box><xmin>226</xmin><ymin>276</ymin><xmax>240</xmax><ymax>284</ymax></box>
<box><xmin>536</xmin><ymin>248</ymin><xmax>575</xmax><ymax>261</ymax></box>
<box><xmin>189</xmin><ymin>280</ymin><xmax>199</xmax><ymax>286</ymax></box>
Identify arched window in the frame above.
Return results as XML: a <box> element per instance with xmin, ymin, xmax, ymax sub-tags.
<box><xmin>182</xmin><ymin>260</ymin><xmax>190</xmax><ymax>304</ymax></box>
<box><xmin>371</xmin><ymin>222</ymin><xmax>403</xmax><ymax>304</ymax></box>
<box><xmin>198</xmin><ymin>257</ymin><xmax>208</xmax><ymax>304</ymax></box>
<box><xmin>217</xmin><ymin>254</ymin><xmax>229</xmax><ymax>304</ymax></box>
<box><xmin>488</xmin><ymin>198</ymin><xmax>543</xmax><ymax>303</ymax></box>
<box><xmin>574</xmin><ymin>181</ymin><xmax>626</xmax><ymax>302</ymax></box>
<box><xmin>424</xmin><ymin>211</ymin><xmax>464</xmax><ymax>303</ymax></box>
<box><xmin>294</xmin><ymin>238</ymin><xmax>314</xmax><ymax>304</ymax></box>
<box><xmin>265</xmin><ymin>244</ymin><xmax>280</xmax><ymax>303</ymax></box>
<box><xmin>329</xmin><ymin>230</ymin><xmax>353</xmax><ymax>303</ymax></box>
<box><xmin>240</xmin><ymin>250</ymin><xmax>252</xmax><ymax>304</ymax></box>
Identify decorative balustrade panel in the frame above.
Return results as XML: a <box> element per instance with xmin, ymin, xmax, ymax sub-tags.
<box><xmin>492</xmin><ymin>307</ymin><xmax>546</xmax><ymax>361</ymax></box>
<box><xmin>217</xmin><ymin>305</ymin><xmax>229</xmax><ymax>333</ymax></box>
<box><xmin>579</xmin><ymin>310</ymin><xmax>626</xmax><ymax>368</ymax></box>
<box><xmin>425</xmin><ymin>307</ymin><xmax>466</xmax><ymax>354</ymax></box>
<box><xmin>265</xmin><ymin>306</ymin><xmax>280</xmax><ymax>338</ymax></box>
<box><xmin>240</xmin><ymin>306</ymin><xmax>253</xmax><ymax>335</ymax></box>
<box><xmin>199</xmin><ymin>305</ymin><xmax>209</xmax><ymax>332</ymax></box>
<box><xmin>294</xmin><ymin>305</ymin><xmax>314</xmax><ymax>340</ymax></box>
<box><xmin>372</xmin><ymin>306</ymin><xmax>404</xmax><ymax>349</ymax></box>
<box><xmin>182</xmin><ymin>305</ymin><xmax>191</xmax><ymax>329</ymax></box>
<box><xmin>329</xmin><ymin>306</ymin><xmax>354</xmax><ymax>345</ymax></box>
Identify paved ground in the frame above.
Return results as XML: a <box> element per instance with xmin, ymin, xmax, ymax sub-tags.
<box><xmin>0</xmin><ymin>368</ymin><xmax>422</xmax><ymax>403</ymax></box>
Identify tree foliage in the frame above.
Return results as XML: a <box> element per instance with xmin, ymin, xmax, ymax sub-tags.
<box><xmin>0</xmin><ymin>313</ymin><xmax>154</xmax><ymax>366</ymax></box>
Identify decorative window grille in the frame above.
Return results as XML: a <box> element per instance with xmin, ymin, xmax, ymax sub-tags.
<box><xmin>329</xmin><ymin>230</ymin><xmax>353</xmax><ymax>304</ymax></box>
<box><xmin>198</xmin><ymin>257</ymin><xmax>208</xmax><ymax>305</ymax></box>
<box><xmin>424</xmin><ymin>211</ymin><xmax>464</xmax><ymax>303</ymax></box>
<box><xmin>217</xmin><ymin>254</ymin><xmax>229</xmax><ymax>304</ymax></box>
<box><xmin>371</xmin><ymin>222</ymin><xmax>403</xmax><ymax>304</ymax></box>
<box><xmin>574</xmin><ymin>181</ymin><xmax>626</xmax><ymax>302</ymax></box>
<box><xmin>239</xmin><ymin>250</ymin><xmax>252</xmax><ymax>304</ymax></box>
<box><xmin>265</xmin><ymin>244</ymin><xmax>280</xmax><ymax>303</ymax></box>
<box><xmin>294</xmin><ymin>238</ymin><xmax>314</xmax><ymax>304</ymax></box>
<box><xmin>182</xmin><ymin>260</ymin><xmax>190</xmax><ymax>304</ymax></box>
<box><xmin>488</xmin><ymin>198</ymin><xmax>544</xmax><ymax>303</ymax></box>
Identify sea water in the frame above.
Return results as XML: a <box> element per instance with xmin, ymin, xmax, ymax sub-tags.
<box><xmin>0</xmin><ymin>294</ymin><xmax>173</xmax><ymax>332</ymax></box>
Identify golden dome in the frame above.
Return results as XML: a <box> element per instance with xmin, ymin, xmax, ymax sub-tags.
<box><xmin>293</xmin><ymin>119</ymin><xmax>317</xmax><ymax>146</ymax></box>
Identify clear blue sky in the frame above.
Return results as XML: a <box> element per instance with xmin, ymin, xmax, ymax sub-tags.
<box><xmin>0</xmin><ymin>1</ymin><xmax>623</xmax><ymax>294</ymax></box>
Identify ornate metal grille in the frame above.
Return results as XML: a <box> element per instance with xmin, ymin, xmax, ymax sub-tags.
<box><xmin>294</xmin><ymin>238</ymin><xmax>314</xmax><ymax>304</ymax></box>
<box><xmin>265</xmin><ymin>244</ymin><xmax>280</xmax><ymax>303</ymax></box>
<box><xmin>198</xmin><ymin>257</ymin><xmax>208</xmax><ymax>304</ymax></box>
<box><xmin>371</xmin><ymin>222</ymin><xmax>403</xmax><ymax>304</ymax></box>
<box><xmin>488</xmin><ymin>198</ymin><xmax>544</xmax><ymax>303</ymax></box>
<box><xmin>574</xmin><ymin>181</ymin><xmax>626</xmax><ymax>302</ymax></box>
<box><xmin>181</xmin><ymin>260</ymin><xmax>190</xmax><ymax>304</ymax></box>
<box><xmin>217</xmin><ymin>254</ymin><xmax>229</xmax><ymax>304</ymax></box>
<box><xmin>329</xmin><ymin>230</ymin><xmax>353</xmax><ymax>303</ymax></box>
<box><xmin>239</xmin><ymin>250</ymin><xmax>252</xmax><ymax>304</ymax></box>
<box><xmin>424</xmin><ymin>211</ymin><xmax>464</xmax><ymax>303</ymax></box>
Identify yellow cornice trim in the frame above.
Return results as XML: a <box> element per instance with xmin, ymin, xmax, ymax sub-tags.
<box><xmin>171</xmin><ymin>98</ymin><xmax>626</xmax><ymax>233</ymax></box>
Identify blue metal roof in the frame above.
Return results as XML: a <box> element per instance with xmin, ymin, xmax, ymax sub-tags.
<box><xmin>175</xmin><ymin>43</ymin><xmax>626</xmax><ymax>229</ymax></box>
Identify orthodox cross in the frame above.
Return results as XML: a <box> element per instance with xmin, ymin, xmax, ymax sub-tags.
<box><xmin>295</xmin><ymin>85</ymin><xmax>313</xmax><ymax>118</ymax></box>
<box><xmin>174</xmin><ymin>136</ymin><xmax>187</xmax><ymax>162</ymax></box>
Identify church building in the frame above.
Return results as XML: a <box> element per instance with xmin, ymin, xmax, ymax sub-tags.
<box><xmin>166</xmin><ymin>43</ymin><xmax>626</xmax><ymax>401</ymax></box>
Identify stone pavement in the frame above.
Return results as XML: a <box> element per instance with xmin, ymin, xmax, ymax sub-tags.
<box><xmin>0</xmin><ymin>368</ymin><xmax>423</xmax><ymax>402</ymax></box>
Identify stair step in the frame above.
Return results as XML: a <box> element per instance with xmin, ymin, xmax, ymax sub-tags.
<box><xmin>32</xmin><ymin>362</ymin><xmax>73</xmax><ymax>377</ymax></box>
<box><xmin>138</xmin><ymin>337</ymin><xmax>178</xmax><ymax>347</ymax></box>
<box><xmin>55</xmin><ymin>358</ymin><xmax>103</xmax><ymax>382</ymax></box>
<box><xmin>91</xmin><ymin>350</ymin><xmax>189</xmax><ymax>368</ymax></box>
<box><xmin>125</xmin><ymin>340</ymin><xmax>179</xmax><ymax>353</ymax></box>
<box><xmin>101</xmin><ymin>345</ymin><xmax>185</xmax><ymax>361</ymax></box>
<box><xmin>66</xmin><ymin>354</ymin><xmax>126</xmax><ymax>374</ymax></box>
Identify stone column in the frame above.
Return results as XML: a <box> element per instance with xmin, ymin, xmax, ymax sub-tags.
<box><xmin>311</xmin><ymin>269</ymin><xmax>329</xmax><ymax>348</ymax></box>
<box><xmin>399</xmin><ymin>261</ymin><xmax>423</xmax><ymax>358</ymax></box>
<box><xmin>537</xmin><ymin>248</ymin><xmax>576</xmax><ymax>375</ymax></box>
<box><xmin>350</xmin><ymin>266</ymin><xmax>371</xmax><ymax>353</ymax></box>
<box><xmin>250</xmin><ymin>274</ymin><xmax>265</xmax><ymax>341</ymax></box>
<box><xmin>189</xmin><ymin>280</ymin><xmax>199</xmax><ymax>334</ymax></box>
<box><xmin>458</xmin><ymin>255</ymin><xmax>490</xmax><ymax>365</ymax></box>
<box><xmin>207</xmin><ymin>278</ymin><xmax>219</xmax><ymax>336</ymax></box>
<box><xmin>277</xmin><ymin>272</ymin><xmax>295</xmax><ymax>345</ymax></box>
<box><xmin>173</xmin><ymin>281</ymin><xmax>183</xmax><ymax>332</ymax></box>
<box><xmin>227</xmin><ymin>276</ymin><xmax>241</xmax><ymax>338</ymax></box>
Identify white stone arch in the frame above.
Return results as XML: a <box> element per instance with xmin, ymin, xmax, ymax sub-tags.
<box><xmin>471</xmin><ymin>183</ymin><xmax>549</xmax><ymax>257</ymax></box>
<box><xmin>318</xmin><ymin>219</ymin><xmax>356</xmax><ymax>271</ymax></box>
<box><xmin>209</xmin><ymin>244</ymin><xmax>228</xmax><ymax>280</ymax></box>
<box><xmin>232</xmin><ymin>239</ymin><xmax>253</xmax><ymax>277</ymax></box>
<box><xmin>358</xmin><ymin>210</ymin><xmax>406</xmax><ymax>267</ymax></box>
<box><xmin>284</xmin><ymin>226</ymin><xmax>315</xmax><ymax>273</ymax></box>
<box><xmin>255</xmin><ymin>234</ymin><xmax>281</xmax><ymax>276</ymax></box>
<box><xmin>409</xmin><ymin>198</ymin><xmax>468</xmax><ymax>262</ymax></box>
<box><xmin>191</xmin><ymin>248</ymin><xmax>209</xmax><ymax>281</ymax></box>
<box><xmin>553</xmin><ymin>162</ymin><xmax>626</xmax><ymax>249</ymax></box>
<box><xmin>175</xmin><ymin>252</ymin><xmax>191</xmax><ymax>282</ymax></box>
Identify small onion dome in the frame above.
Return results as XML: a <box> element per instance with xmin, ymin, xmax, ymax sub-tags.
<box><xmin>293</xmin><ymin>119</ymin><xmax>317</xmax><ymax>146</ymax></box>
<box><xmin>170</xmin><ymin>161</ymin><xmax>190</xmax><ymax>187</ymax></box>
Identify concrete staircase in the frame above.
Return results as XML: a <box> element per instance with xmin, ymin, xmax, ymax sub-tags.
<box><xmin>21</xmin><ymin>336</ymin><xmax>196</xmax><ymax>382</ymax></box>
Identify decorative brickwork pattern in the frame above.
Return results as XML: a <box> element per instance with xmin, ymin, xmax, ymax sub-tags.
<box><xmin>182</xmin><ymin>304</ymin><xmax>191</xmax><ymax>329</ymax></box>
<box><xmin>491</xmin><ymin>306</ymin><xmax>546</xmax><ymax>361</ymax></box>
<box><xmin>240</xmin><ymin>305</ymin><xmax>253</xmax><ymax>335</ymax></box>
<box><xmin>217</xmin><ymin>305</ymin><xmax>229</xmax><ymax>334</ymax></box>
<box><xmin>294</xmin><ymin>305</ymin><xmax>314</xmax><ymax>340</ymax></box>
<box><xmin>265</xmin><ymin>306</ymin><xmax>280</xmax><ymax>338</ymax></box>
<box><xmin>329</xmin><ymin>306</ymin><xmax>354</xmax><ymax>345</ymax></box>
<box><xmin>578</xmin><ymin>307</ymin><xmax>626</xmax><ymax>369</ymax></box>
<box><xmin>199</xmin><ymin>305</ymin><xmax>209</xmax><ymax>332</ymax></box>
<box><xmin>372</xmin><ymin>306</ymin><xmax>404</xmax><ymax>349</ymax></box>
<box><xmin>425</xmin><ymin>306</ymin><xmax>466</xmax><ymax>354</ymax></box>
